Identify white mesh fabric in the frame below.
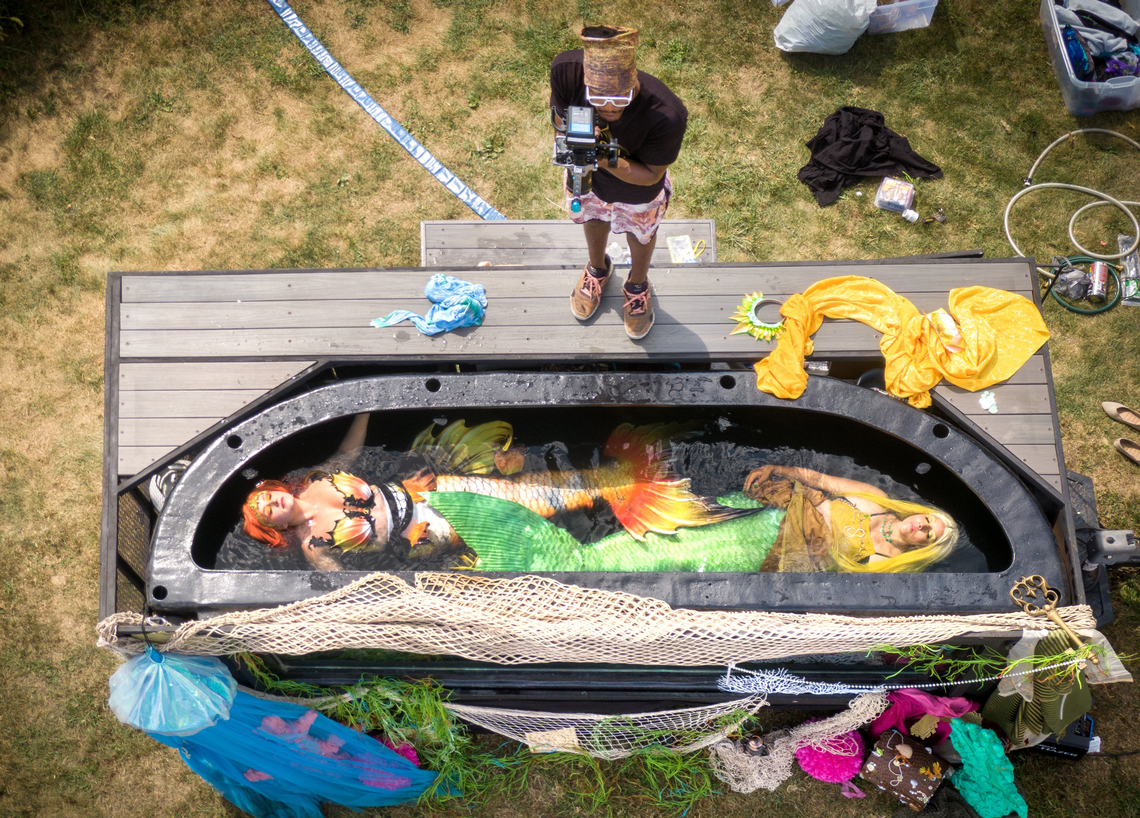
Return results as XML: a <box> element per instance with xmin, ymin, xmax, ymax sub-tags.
<box><xmin>98</xmin><ymin>572</ymin><xmax>1097</xmax><ymax>666</ymax></box>
<box><xmin>707</xmin><ymin>692</ymin><xmax>890</xmax><ymax>793</ymax></box>
<box><xmin>447</xmin><ymin>696</ymin><xmax>768</xmax><ymax>760</ymax></box>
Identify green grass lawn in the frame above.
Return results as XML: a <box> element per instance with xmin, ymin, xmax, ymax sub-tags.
<box><xmin>1</xmin><ymin>0</ymin><xmax>1139</xmax><ymax>815</ymax></box>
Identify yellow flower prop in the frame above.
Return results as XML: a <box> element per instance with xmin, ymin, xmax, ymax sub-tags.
<box><xmin>729</xmin><ymin>292</ymin><xmax>786</xmax><ymax>342</ymax></box>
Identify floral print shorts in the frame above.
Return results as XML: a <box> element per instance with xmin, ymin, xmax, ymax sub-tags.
<box><xmin>565</xmin><ymin>172</ymin><xmax>673</xmax><ymax>245</ymax></box>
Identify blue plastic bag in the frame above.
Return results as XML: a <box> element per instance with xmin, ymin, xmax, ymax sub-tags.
<box><xmin>371</xmin><ymin>274</ymin><xmax>487</xmax><ymax>336</ymax></box>
<box><xmin>108</xmin><ymin>646</ymin><xmax>236</xmax><ymax>736</ymax></box>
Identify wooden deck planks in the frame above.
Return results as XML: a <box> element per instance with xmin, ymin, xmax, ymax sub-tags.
<box><xmin>114</xmin><ymin>322</ymin><xmax>913</xmax><ymax>360</ymax></box>
<box><xmin>118</xmin><ymin>417</ymin><xmax>218</xmax><ymax>447</ymax></box>
<box><xmin>119</xmin><ymin>447</ymin><xmax>184</xmax><ymax>476</ymax></box>
<box><xmin>935</xmin><ymin>384</ymin><xmax>1051</xmax><ymax>416</ymax></box>
<box><xmin>420</xmin><ymin>219</ymin><xmax>718</xmax><ymax>266</ymax></box>
<box><xmin>115</xmin><ymin>361</ymin><xmax>315</xmax><ymax>477</ymax></box>
<box><xmin>994</xmin><ymin>447</ymin><xmax>1060</xmax><ymax>484</ymax></box>
<box><xmin>120</xmin><ymin>389</ymin><xmax>270</xmax><ymax>417</ymax></box>
<box><xmin>110</xmin><ymin>258</ymin><xmax>1061</xmax><ymax>489</ymax></box>
<box><xmin>119</xmin><ymin>361</ymin><xmax>312</xmax><ymax>390</ymax></box>
<box><xmin>119</xmin><ymin>263</ymin><xmax>1031</xmax><ymax>303</ymax></box>
<box><xmin>932</xmin><ymin>353</ymin><xmax>1060</xmax><ymax>488</ymax></box>
<box><xmin>120</xmin><ymin>291</ymin><xmax>1027</xmax><ymax>331</ymax></box>
<box><xmin>116</xmin><ymin>261</ymin><xmax>1037</xmax><ymax>363</ymax></box>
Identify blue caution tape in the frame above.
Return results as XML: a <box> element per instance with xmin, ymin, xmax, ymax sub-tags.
<box><xmin>265</xmin><ymin>0</ymin><xmax>506</xmax><ymax>221</ymax></box>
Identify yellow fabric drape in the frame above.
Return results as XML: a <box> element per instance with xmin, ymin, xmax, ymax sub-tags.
<box><xmin>752</xmin><ymin>276</ymin><xmax>1050</xmax><ymax>408</ymax></box>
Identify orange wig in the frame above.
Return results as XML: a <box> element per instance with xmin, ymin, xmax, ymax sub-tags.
<box><xmin>242</xmin><ymin>479</ymin><xmax>296</xmax><ymax>549</ymax></box>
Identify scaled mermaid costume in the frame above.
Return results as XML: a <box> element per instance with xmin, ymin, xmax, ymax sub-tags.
<box><xmin>427</xmin><ymin>480</ymin><xmax>919</xmax><ymax>574</ymax></box>
<box><xmin>427</xmin><ymin>490</ymin><xmax>784</xmax><ymax>573</ymax></box>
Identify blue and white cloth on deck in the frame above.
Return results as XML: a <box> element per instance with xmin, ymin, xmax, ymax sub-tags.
<box><xmin>371</xmin><ymin>274</ymin><xmax>487</xmax><ymax>336</ymax></box>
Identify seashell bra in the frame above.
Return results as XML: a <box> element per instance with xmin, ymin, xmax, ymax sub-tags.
<box><xmin>305</xmin><ymin>471</ymin><xmax>412</xmax><ymax>551</ymax></box>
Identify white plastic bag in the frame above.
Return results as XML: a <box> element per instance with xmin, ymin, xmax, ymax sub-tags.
<box><xmin>773</xmin><ymin>0</ymin><xmax>877</xmax><ymax>55</ymax></box>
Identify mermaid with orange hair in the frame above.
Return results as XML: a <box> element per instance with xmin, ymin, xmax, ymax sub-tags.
<box><xmin>242</xmin><ymin>415</ymin><xmax>753</xmax><ymax>570</ymax></box>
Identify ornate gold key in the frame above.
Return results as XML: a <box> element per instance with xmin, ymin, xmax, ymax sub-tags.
<box><xmin>1009</xmin><ymin>575</ymin><xmax>1099</xmax><ymax>667</ymax></box>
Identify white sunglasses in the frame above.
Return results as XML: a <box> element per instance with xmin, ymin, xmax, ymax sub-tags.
<box><xmin>585</xmin><ymin>86</ymin><xmax>635</xmax><ymax>108</ymax></box>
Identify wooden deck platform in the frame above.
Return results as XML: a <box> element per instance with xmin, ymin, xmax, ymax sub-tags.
<box><xmin>105</xmin><ymin>256</ymin><xmax>1063</xmax><ymax>492</ymax></box>
<box><xmin>421</xmin><ymin>219</ymin><xmax>717</xmax><ymax>267</ymax></box>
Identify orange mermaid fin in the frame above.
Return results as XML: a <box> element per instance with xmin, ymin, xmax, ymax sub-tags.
<box><xmin>403</xmin><ymin>520</ymin><xmax>429</xmax><ymax>545</ymax></box>
<box><xmin>600</xmin><ymin>423</ymin><xmax>755</xmax><ymax>540</ymax></box>
<box><xmin>401</xmin><ymin>470</ymin><xmax>437</xmax><ymax>503</ymax></box>
<box><xmin>601</xmin><ymin>422</ymin><xmax>687</xmax><ymax>480</ymax></box>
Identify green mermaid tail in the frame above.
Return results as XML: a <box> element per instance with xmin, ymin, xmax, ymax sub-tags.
<box><xmin>425</xmin><ymin>491</ymin><xmax>784</xmax><ymax>573</ymax></box>
<box><xmin>420</xmin><ymin>422</ymin><xmax>758</xmax><ymax>540</ymax></box>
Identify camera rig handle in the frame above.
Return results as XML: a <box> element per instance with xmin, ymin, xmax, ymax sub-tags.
<box><xmin>551</xmin><ymin>105</ymin><xmax>620</xmax><ymax>212</ymax></box>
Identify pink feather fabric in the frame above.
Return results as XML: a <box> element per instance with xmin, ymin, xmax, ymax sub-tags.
<box><xmin>794</xmin><ymin>721</ymin><xmax>866</xmax><ymax>784</ymax></box>
<box><xmin>870</xmin><ymin>689</ymin><xmax>979</xmax><ymax>745</ymax></box>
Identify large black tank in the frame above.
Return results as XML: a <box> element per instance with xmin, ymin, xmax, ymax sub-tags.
<box><xmin>147</xmin><ymin>371</ymin><xmax>1071</xmax><ymax>618</ymax></box>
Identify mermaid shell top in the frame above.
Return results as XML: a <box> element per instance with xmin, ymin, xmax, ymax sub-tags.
<box><xmin>305</xmin><ymin>471</ymin><xmax>412</xmax><ymax>551</ymax></box>
<box><xmin>829</xmin><ymin>497</ymin><xmax>875</xmax><ymax>563</ymax></box>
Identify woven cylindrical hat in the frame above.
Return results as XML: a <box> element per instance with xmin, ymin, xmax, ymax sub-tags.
<box><xmin>581</xmin><ymin>26</ymin><xmax>638</xmax><ymax>95</ymax></box>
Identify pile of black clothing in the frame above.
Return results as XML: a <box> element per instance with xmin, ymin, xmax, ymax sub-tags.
<box><xmin>1055</xmin><ymin>0</ymin><xmax>1140</xmax><ymax>81</ymax></box>
<box><xmin>797</xmin><ymin>107</ymin><xmax>942</xmax><ymax>207</ymax></box>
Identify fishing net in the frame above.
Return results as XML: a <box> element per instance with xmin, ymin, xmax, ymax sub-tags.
<box><xmin>707</xmin><ymin>692</ymin><xmax>891</xmax><ymax>793</ymax></box>
<box><xmin>242</xmin><ymin>684</ymin><xmax>766</xmax><ymax>761</ymax></box>
<box><xmin>446</xmin><ymin>697</ymin><xmax>767</xmax><ymax>760</ymax></box>
<box><xmin>97</xmin><ymin>571</ymin><xmax>1097</xmax><ymax>665</ymax></box>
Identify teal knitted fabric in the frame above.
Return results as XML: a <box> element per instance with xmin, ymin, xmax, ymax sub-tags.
<box><xmin>948</xmin><ymin>719</ymin><xmax>1027</xmax><ymax>818</ymax></box>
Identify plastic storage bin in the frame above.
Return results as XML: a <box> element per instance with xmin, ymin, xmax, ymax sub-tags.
<box><xmin>1040</xmin><ymin>0</ymin><xmax>1140</xmax><ymax>115</ymax></box>
<box><xmin>868</xmin><ymin>0</ymin><xmax>940</xmax><ymax>35</ymax></box>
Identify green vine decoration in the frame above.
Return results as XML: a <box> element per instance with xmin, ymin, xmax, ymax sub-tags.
<box><xmin>236</xmin><ymin>653</ymin><xmax>522</xmax><ymax>805</ymax></box>
<box><xmin>235</xmin><ymin>654</ymin><xmax>731</xmax><ymax>815</ymax></box>
<box><xmin>870</xmin><ymin>642</ymin><xmax>1122</xmax><ymax>687</ymax></box>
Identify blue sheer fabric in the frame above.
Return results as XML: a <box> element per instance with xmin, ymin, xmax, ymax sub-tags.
<box><xmin>149</xmin><ymin>692</ymin><xmax>438</xmax><ymax>817</ymax></box>
<box><xmin>371</xmin><ymin>274</ymin><xmax>487</xmax><ymax>335</ymax></box>
<box><xmin>110</xmin><ymin>651</ymin><xmax>437</xmax><ymax>817</ymax></box>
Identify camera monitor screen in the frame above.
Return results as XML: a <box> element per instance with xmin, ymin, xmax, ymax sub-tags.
<box><xmin>566</xmin><ymin>106</ymin><xmax>595</xmax><ymax>144</ymax></box>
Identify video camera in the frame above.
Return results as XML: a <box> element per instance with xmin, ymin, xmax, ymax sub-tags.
<box><xmin>552</xmin><ymin>105</ymin><xmax>620</xmax><ymax>213</ymax></box>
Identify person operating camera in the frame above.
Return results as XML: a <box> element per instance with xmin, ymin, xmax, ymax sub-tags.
<box><xmin>550</xmin><ymin>26</ymin><xmax>688</xmax><ymax>340</ymax></box>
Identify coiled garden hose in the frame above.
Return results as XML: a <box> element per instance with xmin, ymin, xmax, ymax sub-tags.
<box><xmin>1042</xmin><ymin>255</ymin><xmax>1122</xmax><ymax>315</ymax></box>
<box><xmin>1004</xmin><ymin>129</ymin><xmax>1140</xmax><ymax>283</ymax></box>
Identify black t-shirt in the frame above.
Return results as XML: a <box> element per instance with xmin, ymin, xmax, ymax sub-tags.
<box><xmin>550</xmin><ymin>50</ymin><xmax>688</xmax><ymax>205</ymax></box>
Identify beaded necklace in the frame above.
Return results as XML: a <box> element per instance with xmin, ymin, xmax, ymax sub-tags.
<box><xmin>835</xmin><ymin>497</ymin><xmax>889</xmax><ymax>542</ymax></box>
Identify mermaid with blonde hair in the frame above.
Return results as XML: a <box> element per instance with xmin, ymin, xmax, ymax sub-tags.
<box><xmin>420</xmin><ymin>462</ymin><xmax>960</xmax><ymax>575</ymax></box>
<box><xmin>741</xmin><ymin>464</ymin><xmax>959</xmax><ymax>573</ymax></box>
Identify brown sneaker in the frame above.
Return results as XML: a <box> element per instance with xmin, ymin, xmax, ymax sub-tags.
<box><xmin>622</xmin><ymin>283</ymin><xmax>654</xmax><ymax>340</ymax></box>
<box><xmin>570</xmin><ymin>257</ymin><xmax>613</xmax><ymax>320</ymax></box>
